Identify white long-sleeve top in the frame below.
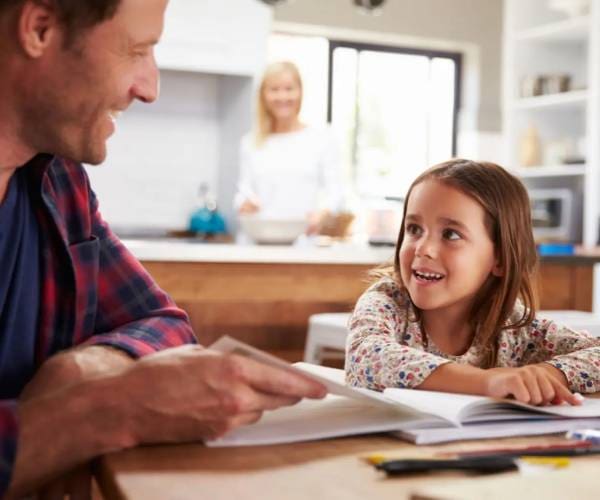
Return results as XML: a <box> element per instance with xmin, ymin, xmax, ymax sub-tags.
<box><xmin>235</xmin><ymin>126</ymin><xmax>344</xmax><ymax>218</ymax></box>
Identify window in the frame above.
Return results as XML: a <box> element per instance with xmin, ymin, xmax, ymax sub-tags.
<box><xmin>268</xmin><ymin>33</ymin><xmax>461</xmax><ymax>199</ymax></box>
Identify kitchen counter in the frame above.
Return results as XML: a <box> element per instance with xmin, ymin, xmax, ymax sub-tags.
<box><xmin>122</xmin><ymin>239</ymin><xmax>600</xmax><ymax>265</ymax></box>
<box><xmin>125</xmin><ymin>239</ymin><xmax>597</xmax><ymax>358</ymax></box>
<box><xmin>122</xmin><ymin>239</ymin><xmax>395</xmax><ymax>265</ymax></box>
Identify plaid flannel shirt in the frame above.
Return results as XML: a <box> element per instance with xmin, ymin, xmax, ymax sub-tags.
<box><xmin>0</xmin><ymin>155</ymin><xmax>196</xmax><ymax>494</ymax></box>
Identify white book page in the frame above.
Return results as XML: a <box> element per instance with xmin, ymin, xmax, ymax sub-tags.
<box><xmin>206</xmin><ymin>394</ymin><xmax>425</xmax><ymax>447</ymax></box>
<box><xmin>496</xmin><ymin>398</ymin><xmax>600</xmax><ymax>419</ymax></box>
<box><xmin>383</xmin><ymin>388</ymin><xmax>487</xmax><ymax>425</ymax></box>
<box><xmin>395</xmin><ymin>417</ymin><xmax>600</xmax><ymax>445</ymax></box>
<box><xmin>384</xmin><ymin>387</ymin><xmax>600</xmax><ymax>425</ymax></box>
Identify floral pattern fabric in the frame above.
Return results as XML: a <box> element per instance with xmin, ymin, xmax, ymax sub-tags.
<box><xmin>345</xmin><ymin>277</ymin><xmax>600</xmax><ymax>393</ymax></box>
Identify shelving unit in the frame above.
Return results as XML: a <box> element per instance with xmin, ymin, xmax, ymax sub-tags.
<box><xmin>512</xmin><ymin>89</ymin><xmax>588</xmax><ymax>109</ymax></box>
<box><xmin>515</xmin><ymin>15</ymin><xmax>589</xmax><ymax>42</ymax></box>
<box><xmin>503</xmin><ymin>0</ymin><xmax>600</xmax><ymax>246</ymax></box>
<box><xmin>510</xmin><ymin>165</ymin><xmax>587</xmax><ymax>178</ymax></box>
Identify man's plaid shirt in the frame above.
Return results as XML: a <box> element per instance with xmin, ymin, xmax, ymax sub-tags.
<box><xmin>0</xmin><ymin>155</ymin><xmax>196</xmax><ymax>493</ymax></box>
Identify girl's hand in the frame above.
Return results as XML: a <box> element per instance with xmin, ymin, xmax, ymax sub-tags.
<box><xmin>483</xmin><ymin>364</ymin><xmax>582</xmax><ymax>406</ymax></box>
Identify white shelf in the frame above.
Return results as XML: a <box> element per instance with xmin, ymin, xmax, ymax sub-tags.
<box><xmin>510</xmin><ymin>165</ymin><xmax>587</xmax><ymax>178</ymax></box>
<box><xmin>513</xmin><ymin>89</ymin><xmax>588</xmax><ymax>110</ymax></box>
<box><xmin>504</xmin><ymin>0</ymin><xmax>600</xmax><ymax>246</ymax></box>
<box><xmin>515</xmin><ymin>16</ymin><xmax>590</xmax><ymax>43</ymax></box>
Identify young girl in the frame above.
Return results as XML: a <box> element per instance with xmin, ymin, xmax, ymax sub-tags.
<box><xmin>346</xmin><ymin>159</ymin><xmax>600</xmax><ymax>406</ymax></box>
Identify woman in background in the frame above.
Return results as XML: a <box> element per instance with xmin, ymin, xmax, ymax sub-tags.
<box><xmin>235</xmin><ymin>61</ymin><xmax>344</xmax><ymax>232</ymax></box>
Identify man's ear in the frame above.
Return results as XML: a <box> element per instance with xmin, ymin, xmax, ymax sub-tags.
<box><xmin>18</xmin><ymin>0</ymin><xmax>59</xmax><ymax>58</ymax></box>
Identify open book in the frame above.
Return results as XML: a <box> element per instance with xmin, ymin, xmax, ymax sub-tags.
<box><xmin>207</xmin><ymin>336</ymin><xmax>600</xmax><ymax>446</ymax></box>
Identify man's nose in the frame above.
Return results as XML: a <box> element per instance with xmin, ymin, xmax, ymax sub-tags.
<box><xmin>132</xmin><ymin>55</ymin><xmax>160</xmax><ymax>104</ymax></box>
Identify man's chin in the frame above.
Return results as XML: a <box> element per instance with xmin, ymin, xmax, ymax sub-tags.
<box><xmin>80</xmin><ymin>145</ymin><xmax>108</xmax><ymax>166</ymax></box>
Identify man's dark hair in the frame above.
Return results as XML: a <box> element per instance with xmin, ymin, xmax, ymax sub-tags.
<box><xmin>1</xmin><ymin>0</ymin><xmax>122</xmax><ymax>45</ymax></box>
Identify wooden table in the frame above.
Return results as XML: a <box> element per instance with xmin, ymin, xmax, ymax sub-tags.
<box><xmin>97</xmin><ymin>433</ymin><xmax>600</xmax><ymax>500</ymax></box>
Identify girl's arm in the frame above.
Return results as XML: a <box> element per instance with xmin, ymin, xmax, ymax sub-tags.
<box><xmin>345</xmin><ymin>279</ymin><xmax>451</xmax><ymax>390</ymax></box>
<box><xmin>521</xmin><ymin>318</ymin><xmax>600</xmax><ymax>394</ymax></box>
<box><xmin>417</xmin><ymin>362</ymin><xmax>581</xmax><ymax>405</ymax></box>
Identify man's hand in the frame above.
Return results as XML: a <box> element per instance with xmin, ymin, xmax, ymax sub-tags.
<box><xmin>10</xmin><ymin>344</ymin><xmax>326</xmax><ymax>498</ymax></box>
<box><xmin>482</xmin><ymin>364</ymin><xmax>582</xmax><ymax>406</ymax></box>
<box><xmin>123</xmin><ymin>345</ymin><xmax>327</xmax><ymax>443</ymax></box>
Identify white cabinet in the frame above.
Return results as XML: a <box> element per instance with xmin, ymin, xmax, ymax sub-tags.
<box><xmin>503</xmin><ymin>0</ymin><xmax>600</xmax><ymax>245</ymax></box>
<box><xmin>156</xmin><ymin>0</ymin><xmax>272</xmax><ymax>76</ymax></box>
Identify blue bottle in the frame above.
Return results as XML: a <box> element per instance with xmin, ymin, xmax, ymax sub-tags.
<box><xmin>188</xmin><ymin>183</ymin><xmax>227</xmax><ymax>236</ymax></box>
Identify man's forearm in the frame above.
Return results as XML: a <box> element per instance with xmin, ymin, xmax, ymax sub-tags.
<box><xmin>8</xmin><ymin>346</ymin><xmax>137</xmax><ymax>497</ymax></box>
<box><xmin>8</xmin><ymin>371</ymin><xmax>137</xmax><ymax>497</ymax></box>
<box><xmin>20</xmin><ymin>346</ymin><xmax>135</xmax><ymax>401</ymax></box>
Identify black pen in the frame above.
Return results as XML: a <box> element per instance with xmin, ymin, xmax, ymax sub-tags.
<box><xmin>375</xmin><ymin>456</ymin><xmax>518</xmax><ymax>475</ymax></box>
<box><xmin>376</xmin><ymin>446</ymin><xmax>600</xmax><ymax>476</ymax></box>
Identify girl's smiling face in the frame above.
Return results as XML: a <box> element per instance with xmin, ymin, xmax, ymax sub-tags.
<box><xmin>399</xmin><ymin>179</ymin><xmax>502</xmax><ymax>318</ymax></box>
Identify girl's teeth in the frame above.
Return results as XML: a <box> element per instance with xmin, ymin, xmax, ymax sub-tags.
<box><xmin>415</xmin><ymin>270</ymin><xmax>443</xmax><ymax>280</ymax></box>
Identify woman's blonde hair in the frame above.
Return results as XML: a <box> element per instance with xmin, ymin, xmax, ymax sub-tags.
<box><xmin>379</xmin><ymin>159</ymin><xmax>539</xmax><ymax>368</ymax></box>
<box><xmin>254</xmin><ymin>61</ymin><xmax>303</xmax><ymax>147</ymax></box>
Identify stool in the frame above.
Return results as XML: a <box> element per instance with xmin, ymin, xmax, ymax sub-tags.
<box><xmin>539</xmin><ymin>310</ymin><xmax>600</xmax><ymax>337</ymax></box>
<box><xmin>303</xmin><ymin>313</ymin><xmax>351</xmax><ymax>364</ymax></box>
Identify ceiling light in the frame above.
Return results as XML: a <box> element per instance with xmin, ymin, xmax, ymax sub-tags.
<box><xmin>354</xmin><ymin>0</ymin><xmax>387</xmax><ymax>14</ymax></box>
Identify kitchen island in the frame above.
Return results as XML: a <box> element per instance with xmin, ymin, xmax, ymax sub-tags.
<box><xmin>123</xmin><ymin>239</ymin><xmax>598</xmax><ymax>360</ymax></box>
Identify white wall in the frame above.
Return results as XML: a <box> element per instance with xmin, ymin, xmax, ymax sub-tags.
<box><xmin>87</xmin><ymin>70</ymin><xmax>222</xmax><ymax>231</ymax></box>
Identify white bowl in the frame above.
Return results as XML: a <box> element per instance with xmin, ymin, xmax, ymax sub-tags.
<box><xmin>239</xmin><ymin>216</ymin><xmax>307</xmax><ymax>244</ymax></box>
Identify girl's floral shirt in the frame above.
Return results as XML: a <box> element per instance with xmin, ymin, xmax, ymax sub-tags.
<box><xmin>345</xmin><ymin>277</ymin><xmax>600</xmax><ymax>393</ymax></box>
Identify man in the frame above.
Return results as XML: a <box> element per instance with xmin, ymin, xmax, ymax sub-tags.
<box><xmin>0</xmin><ymin>0</ymin><xmax>326</xmax><ymax>497</ymax></box>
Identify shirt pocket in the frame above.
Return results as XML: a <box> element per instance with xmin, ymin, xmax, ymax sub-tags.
<box><xmin>68</xmin><ymin>236</ymin><xmax>99</xmax><ymax>343</ymax></box>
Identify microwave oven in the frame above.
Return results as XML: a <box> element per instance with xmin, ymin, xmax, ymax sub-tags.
<box><xmin>528</xmin><ymin>188</ymin><xmax>574</xmax><ymax>242</ymax></box>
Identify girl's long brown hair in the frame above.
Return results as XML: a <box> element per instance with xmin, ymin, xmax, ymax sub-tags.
<box><xmin>385</xmin><ymin>159</ymin><xmax>539</xmax><ymax>367</ymax></box>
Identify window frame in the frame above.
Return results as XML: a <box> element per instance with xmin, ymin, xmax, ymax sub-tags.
<box><xmin>326</xmin><ymin>39</ymin><xmax>463</xmax><ymax>156</ymax></box>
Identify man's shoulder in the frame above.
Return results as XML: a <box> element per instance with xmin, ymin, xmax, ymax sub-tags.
<box><xmin>29</xmin><ymin>155</ymin><xmax>92</xmax><ymax>197</ymax></box>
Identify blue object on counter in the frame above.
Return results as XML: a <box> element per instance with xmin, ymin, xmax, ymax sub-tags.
<box><xmin>189</xmin><ymin>207</ymin><xmax>227</xmax><ymax>235</ymax></box>
<box><xmin>537</xmin><ymin>242</ymin><xmax>575</xmax><ymax>256</ymax></box>
<box><xmin>188</xmin><ymin>182</ymin><xmax>228</xmax><ymax>236</ymax></box>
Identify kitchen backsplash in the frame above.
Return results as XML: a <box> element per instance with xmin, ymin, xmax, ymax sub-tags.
<box><xmin>86</xmin><ymin>70</ymin><xmax>223</xmax><ymax>230</ymax></box>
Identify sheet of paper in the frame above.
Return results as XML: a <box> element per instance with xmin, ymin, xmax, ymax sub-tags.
<box><xmin>411</xmin><ymin>462</ymin><xmax>600</xmax><ymax>500</ymax></box>
<box><xmin>209</xmin><ymin>336</ymin><xmax>395</xmax><ymax>408</ymax></box>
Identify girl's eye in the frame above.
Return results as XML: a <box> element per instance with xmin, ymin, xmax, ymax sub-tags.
<box><xmin>443</xmin><ymin>228</ymin><xmax>461</xmax><ymax>241</ymax></box>
<box><xmin>406</xmin><ymin>223</ymin><xmax>422</xmax><ymax>236</ymax></box>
